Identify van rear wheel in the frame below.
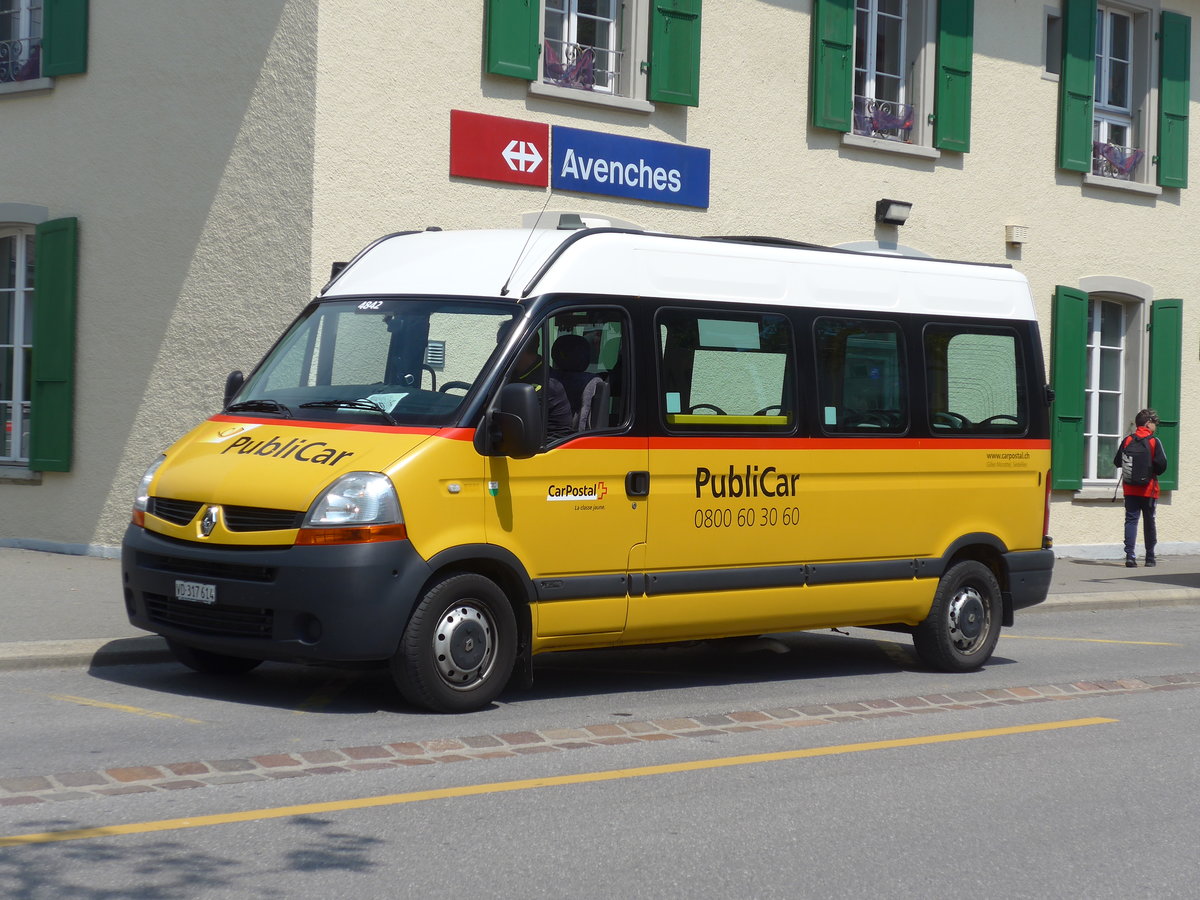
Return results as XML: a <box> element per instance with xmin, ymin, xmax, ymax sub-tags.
<box><xmin>167</xmin><ymin>640</ymin><xmax>263</xmax><ymax>676</ymax></box>
<box><xmin>913</xmin><ymin>561</ymin><xmax>1001</xmax><ymax>671</ymax></box>
<box><xmin>392</xmin><ymin>573</ymin><xmax>517</xmax><ymax>713</ymax></box>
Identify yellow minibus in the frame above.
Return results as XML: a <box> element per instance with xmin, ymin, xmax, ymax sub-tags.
<box><xmin>122</xmin><ymin>220</ymin><xmax>1054</xmax><ymax>712</ymax></box>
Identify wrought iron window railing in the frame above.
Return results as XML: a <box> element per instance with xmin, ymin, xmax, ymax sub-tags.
<box><xmin>0</xmin><ymin>37</ymin><xmax>41</xmax><ymax>84</ymax></box>
<box><xmin>1092</xmin><ymin>141</ymin><xmax>1145</xmax><ymax>181</ymax></box>
<box><xmin>853</xmin><ymin>95</ymin><xmax>915</xmax><ymax>143</ymax></box>
<box><xmin>543</xmin><ymin>38</ymin><xmax>621</xmax><ymax>95</ymax></box>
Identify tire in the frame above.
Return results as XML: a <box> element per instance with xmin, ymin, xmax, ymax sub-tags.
<box><xmin>167</xmin><ymin>640</ymin><xmax>263</xmax><ymax>676</ymax></box>
<box><xmin>912</xmin><ymin>560</ymin><xmax>1002</xmax><ymax>672</ymax></box>
<box><xmin>391</xmin><ymin>573</ymin><xmax>517</xmax><ymax>713</ymax></box>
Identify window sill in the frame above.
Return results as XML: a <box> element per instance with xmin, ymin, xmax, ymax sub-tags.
<box><xmin>0</xmin><ymin>466</ymin><xmax>42</xmax><ymax>485</ymax></box>
<box><xmin>528</xmin><ymin>80</ymin><xmax>653</xmax><ymax>114</ymax></box>
<box><xmin>841</xmin><ymin>132</ymin><xmax>941</xmax><ymax>161</ymax></box>
<box><xmin>1070</xmin><ymin>484</ymin><xmax>1124</xmax><ymax>502</ymax></box>
<box><xmin>1082</xmin><ymin>173</ymin><xmax>1163</xmax><ymax>197</ymax></box>
<box><xmin>0</xmin><ymin>77</ymin><xmax>53</xmax><ymax>97</ymax></box>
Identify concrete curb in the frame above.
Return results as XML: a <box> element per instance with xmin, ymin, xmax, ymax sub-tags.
<box><xmin>1</xmin><ymin>589</ymin><xmax>1197</xmax><ymax>672</ymax></box>
<box><xmin>1032</xmin><ymin>589</ymin><xmax>1200</xmax><ymax>612</ymax></box>
<box><xmin>0</xmin><ymin>636</ymin><xmax>170</xmax><ymax>672</ymax></box>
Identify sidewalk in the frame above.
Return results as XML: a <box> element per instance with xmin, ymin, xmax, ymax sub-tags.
<box><xmin>1</xmin><ymin>547</ymin><xmax>1197</xmax><ymax>671</ymax></box>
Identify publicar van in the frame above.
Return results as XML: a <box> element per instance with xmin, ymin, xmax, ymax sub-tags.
<box><xmin>122</xmin><ymin>219</ymin><xmax>1055</xmax><ymax>712</ymax></box>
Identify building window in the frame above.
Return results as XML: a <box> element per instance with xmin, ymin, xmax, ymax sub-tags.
<box><xmin>853</xmin><ymin>0</ymin><xmax>914</xmax><ymax>142</ymax></box>
<box><xmin>486</xmin><ymin>0</ymin><xmax>701</xmax><ymax>107</ymax></box>
<box><xmin>811</xmin><ymin>0</ymin><xmax>973</xmax><ymax>153</ymax></box>
<box><xmin>0</xmin><ymin>226</ymin><xmax>34</xmax><ymax>463</ymax></box>
<box><xmin>1083</xmin><ymin>298</ymin><xmax>1134</xmax><ymax>480</ymax></box>
<box><xmin>544</xmin><ymin>0</ymin><xmax>621</xmax><ymax>95</ymax></box>
<box><xmin>1092</xmin><ymin>6</ymin><xmax>1143</xmax><ymax>181</ymax></box>
<box><xmin>1045</xmin><ymin>12</ymin><xmax>1062</xmax><ymax>76</ymax></box>
<box><xmin>0</xmin><ymin>0</ymin><xmax>42</xmax><ymax>84</ymax></box>
<box><xmin>1058</xmin><ymin>3</ymin><xmax>1190</xmax><ymax>188</ymax></box>
<box><xmin>1051</xmin><ymin>285</ymin><xmax>1182</xmax><ymax>492</ymax></box>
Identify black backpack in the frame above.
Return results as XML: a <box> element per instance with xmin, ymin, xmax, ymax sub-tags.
<box><xmin>1120</xmin><ymin>434</ymin><xmax>1154</xmax><ymax>486</ymax></box>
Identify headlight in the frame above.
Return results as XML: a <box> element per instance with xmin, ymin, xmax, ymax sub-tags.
<box><xmin>304</xmin><ymin>472</ymin><xmax>402</xmax><ymax>527</ymax></box>
<box><xmin>132</xmin><ymin>455</ymin><xmax>165</xmax><ymax>522</ymax></box>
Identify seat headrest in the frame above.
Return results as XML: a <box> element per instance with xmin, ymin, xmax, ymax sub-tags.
<box><xmin>551</xmin><ymin>334</ymin><xmax>590</xmax><ymax>373</ymax></box>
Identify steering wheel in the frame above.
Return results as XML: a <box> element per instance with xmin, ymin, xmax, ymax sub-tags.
<box><xmin>688</xmin><ymin>404</ymin><xmax>726</xmax><ymax>415</ymax></box>
<box><xmin>844</xmin><ymin>411</ymin><xmax>890</xmax><ymax>429</ymax></box>
<box><xmin>439</xmin><ymin>381</ymin><xmax>473</xmax><ymax>394</ymax></box>
<box><xmin>933</xmin><ymin>411</ymin><xmax>971</xmax><ymax>429</ymax></box>
<box><xmin>978</xmin><ymin>414</ymin><xmax>1020</xmax><ymax>427</ymax></box>
<box><xmin>755</xmin><ymin>405</ymin><xmax>783</xmax><ymax>416</ymax></box>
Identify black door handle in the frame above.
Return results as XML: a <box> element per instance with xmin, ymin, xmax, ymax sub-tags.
<box><xmin>625</xmin><ymin>470</ymin><xmax>650</xmax><ymax>497</ymax></box>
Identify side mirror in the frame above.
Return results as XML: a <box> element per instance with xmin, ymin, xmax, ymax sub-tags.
<box><xmin>476</xmin><ymin>382</ymin><xmax>542</xmax><ymax>459</ymax></box>
<box><xmin>223</xmin><ymin>370</ymin><xmax>245</xmax><ymax>408</ymax></box>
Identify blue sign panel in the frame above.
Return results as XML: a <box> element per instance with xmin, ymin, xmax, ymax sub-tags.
<box><xmin>551</xmin><ymin>126</ymin><xmax>710</xmax><ymax>209</ymax></box>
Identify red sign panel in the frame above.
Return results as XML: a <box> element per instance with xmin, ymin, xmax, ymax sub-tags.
<box><xmin>450</xmin><ymin>110</ymin><xmax>550</xmax><ymax>187</ymax></box>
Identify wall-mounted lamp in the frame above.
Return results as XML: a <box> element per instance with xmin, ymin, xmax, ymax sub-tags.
<box><xmin>875</xmin><ymin>199</ymin><xmax>913</xmax><ymax>226</ymax></box>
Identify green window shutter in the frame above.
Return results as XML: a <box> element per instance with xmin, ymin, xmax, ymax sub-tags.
<box><xmin>1157</xmin><ymin>13</ymin><xmax>1191</xmax><ymax>189</ymax></box>
<box><xmin>29</xmin><ymin>218</ymin><xmax>79</xmax><ymax>473</ymax></box>
<box><xmin>648</xmin><ymin>0</ymin><xmax>702</xmax><ymax>107</ymax></box>
<box><xmin>485</xmin><ymin>0</ymin><xmax>540</xmax><ymax>81</ymax></box>
<box><xmin>1057</xmin><ymin>0</ymin><xmax>1095</xmax><ymax>172</ymax></box>
<box><xmin>42</xmin><ymin>0</ymin><xmax>89</xmax><ymax>77</ymax></box>
<box><xmin>810</xmin><ymin>0</ymin><xmax>854</xmax><ymax>132</ymax></box>
<box><xmin>1050</xmin><ymin>286</ymin><xmax>1088</xmax><ymax>490</ymax></box>
<box><xmin>1148</xmin><ymin>299</ymin><xmax>1183</xmax><ymax>490</ymax></box>
<box><xmin>933</xmin><ymin>0</ymin><xmax>974</xmax><ymax>152</ymax></box>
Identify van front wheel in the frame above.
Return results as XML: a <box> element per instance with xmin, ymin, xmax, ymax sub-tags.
<box><xmin>392</xmin><ymin>574</ymin><xmax>517</xmax><ymax>713</ymax></box>
<box><xmin>913</xmin><ymin>561</ymin><xmax>1001</xmax><ymax>672</ymax></box>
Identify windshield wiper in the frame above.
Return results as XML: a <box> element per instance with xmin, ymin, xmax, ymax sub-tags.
<box><xmin>298</xmin><ymin>399</ymin><xmax>400</xmax><ymax>426</ymax></box>
<box><xmin>225</xmin><ymin>399</ymin><xmax>293</xmax><ymax>418</ymax></box>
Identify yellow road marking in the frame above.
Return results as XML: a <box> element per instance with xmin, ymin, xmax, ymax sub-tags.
<box><xmin>1002</xmin><ymin>635</ymin><xmax>1181</xmax><ymax>647</ymax></box>
<box><xmin>0</xmin><ymin>716</ymin><xmax>1115</xmax><ymax>848</ymax></box>
<box><xmin>46</xmin><ymin>694</ymin><xmax>204</xmax><ymax>724</ymax></box>
<box><xmin>873</xmin><ymin>641</ymin><xmax>913</xmax><ymax>666</ymax></box>
<box><xmin>294</xmin><ymin>674</ymin><xmax>360</xmax><ymax>715</ymax></box>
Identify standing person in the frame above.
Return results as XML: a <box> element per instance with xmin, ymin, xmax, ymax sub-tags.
<box><xmin>1113</xmin><ymin>409</ymin><xmax>1169</xmax><ymax>567</ymax></box>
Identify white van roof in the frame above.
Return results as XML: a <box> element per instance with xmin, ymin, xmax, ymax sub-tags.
<box><xmin>322</xmin><ymin>228</ymin><xmax>1037</xmax><ymax>322</ymax></box>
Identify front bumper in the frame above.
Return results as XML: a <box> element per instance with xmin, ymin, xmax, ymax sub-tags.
<box><xmin>121</xmin><ymin>524</ymin><xmax>433</xmax><ymax>664</ymax></box>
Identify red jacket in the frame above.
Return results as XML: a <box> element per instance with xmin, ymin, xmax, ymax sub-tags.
<box><xmin>1115</xmin><ymin>426</ymin><xmax>1168</xmax><ymax>498</ymax></box>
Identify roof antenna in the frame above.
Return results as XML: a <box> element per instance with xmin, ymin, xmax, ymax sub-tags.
<box><xmin>500</xmin><ymin>189</ymin><xmax>554</xmax><ymax>297</ymax></box>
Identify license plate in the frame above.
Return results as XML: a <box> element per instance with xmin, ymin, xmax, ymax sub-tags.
<box><xmin>175</xmin><ymin>579</ymin><xmax>216</xmax><ymax>605</ymax></box>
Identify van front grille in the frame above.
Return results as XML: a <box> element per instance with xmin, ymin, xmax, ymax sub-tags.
<box><xmin>145</xmin><ymin>593</ymin><xmax>274</xmax><ymax>638</ymax></box>
<box><xmin>224</xmin><ymin>506</ymin><xmax>304</xmax><ymax>532</ymax></box>
<box><xmin>149</xmin><ymin>498</ymin><xmax>303</xmax><ymax>532</ymax></box>
<box><xmin>149</xmin><ymin>498</ymin><xmax>203</xmax><ymax>526</ymax></box>
<box><xmin>135</xmin><ymin>551</ymin><xmax>276</xmax><ymax>583</ymax></box>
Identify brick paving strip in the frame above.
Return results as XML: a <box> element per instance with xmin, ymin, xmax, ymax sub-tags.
<box><xmin>2</xmin><ymin>672</ymin><xmax>1197</xmax><ymax>808</ymax></box>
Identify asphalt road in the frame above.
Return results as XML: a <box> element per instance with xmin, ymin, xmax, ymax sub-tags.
<box><xmin>1</xmin><ymin>605</ymin><xmax>1198</xmax><ymax>898</ymax></box>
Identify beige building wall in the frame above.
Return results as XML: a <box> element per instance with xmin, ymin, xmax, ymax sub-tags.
<box><xmin>3</xmin><ymin>0</ymin><xmax>1197</xmax><ymax>555</ymax></box>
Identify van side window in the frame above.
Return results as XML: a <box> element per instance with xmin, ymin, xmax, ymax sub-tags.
<box><xmin>925</xmin><ymin>325</ymin><xmax>1027</xmax><ymax>435</ymax></box>
<box><xmin>815</xmin><ymin>317</ymin><xmax>907</xmax><ymax>434</ymax></box>
<box><xmin>657</xmin><ymin>309</ymin><xmax>795</xmax><ymax>432</ymax></box>
<box><xmin>546</xmin><ymin>308</ymin><xmax>631</xmax><ymax>434</ymax></box>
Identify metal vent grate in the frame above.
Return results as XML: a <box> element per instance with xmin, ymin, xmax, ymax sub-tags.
<box><xmin>424</xmin><ymin>340</ymin><xmax>446</xmax><ymax>369</ymax></box>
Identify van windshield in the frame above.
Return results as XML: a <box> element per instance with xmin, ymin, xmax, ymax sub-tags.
<box><xmin>230</xmin><ymin>299</ymin><xmax>518</xmax><ymax>427</ymax></box>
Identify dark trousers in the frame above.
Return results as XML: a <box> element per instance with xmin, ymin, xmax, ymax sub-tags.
<box><xmin>1123</xmin><ymin>495</ymin><xmax>1157</xmax><ymax>560</ymax></box>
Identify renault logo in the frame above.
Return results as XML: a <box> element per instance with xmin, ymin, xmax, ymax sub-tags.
<box><xmin>200</xmin><ymin>505</ymin><xmax>220</xmax><ymax>538</ymax></box>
